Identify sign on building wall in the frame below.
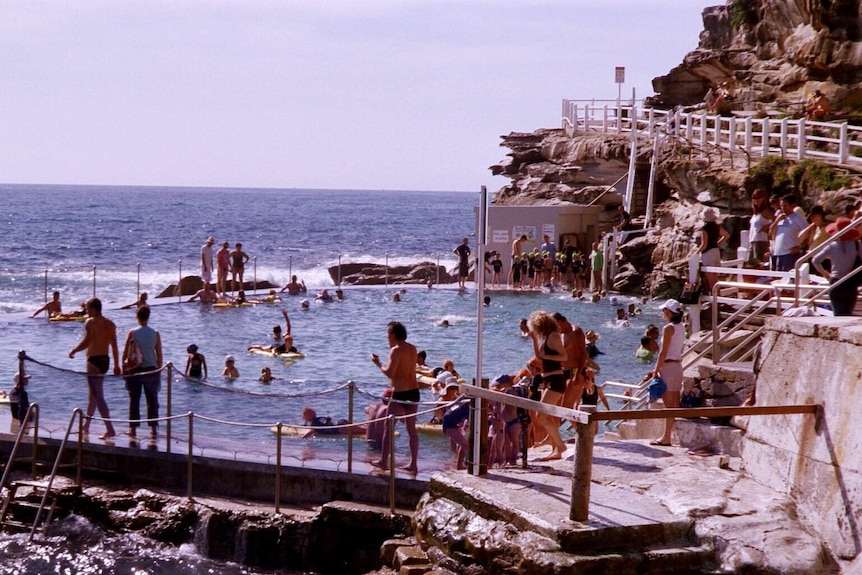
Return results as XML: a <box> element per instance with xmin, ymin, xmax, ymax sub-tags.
<box><xmin>492</xmin><ymin>229</ymin><xmax>509</xmax><ymax>243</ymax></box>
<box><xmin>512</xmin><ymin>226</ymin><xmax>537</xmax><ymax>241</ymax></box>
<box><xmin>542</xmin><ymin>224</ymin><xmax>555</xmax><ymax>240</ymax></box>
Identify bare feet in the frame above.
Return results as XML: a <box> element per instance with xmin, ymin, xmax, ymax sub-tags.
<box><xmin>149</xmin><ymin>427</ymin><xmax>158</xmax><ymax>438</ymax></box>
<box><xmin>369</xmin><ymin>459</ymin><xmax>388</xmax><ymax>471</ymax></box>
<box><xmin>400</xmin><ymin>465</ymin><xmax>418</xmax><ymax>475</ymax></box>
<box><xmin>125</xmin><ymin>429</ymin><xmax>137</xmax><ymax>438</ymax></box>
<box><xmin>538</xmin><ymin>452</ymin><xmax>563</xmax><ymax>462</ymax></box>
<box><xmin>99</xmin><ymin>432</ymin><xmax>116</xmax><ymax>441</ymax></box>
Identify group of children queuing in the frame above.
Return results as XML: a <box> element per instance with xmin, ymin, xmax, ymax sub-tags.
<box><xmin>484</xmin><ymin>248</ymin><xmax>592</xmax><ymax>291</ymax></box>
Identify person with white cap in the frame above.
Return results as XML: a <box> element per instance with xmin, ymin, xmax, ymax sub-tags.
<box><xmin>201</xmin><ymin>236</ymin><xmax>215</xmax><ymax>285</ymax></box>
<box><xmin>651</xmin><ymin>299</ymin><xmax>686</xmax><ymax>447</ymax></box>
<box><xmin>222</xmin><ymin>355</ymin><xmax>239</xmax><ymax>379</ymax></box>
<box><xmin>697</xmin><ymin>208</ymin><xmax>729</xmax><ymax>295</ymax></box>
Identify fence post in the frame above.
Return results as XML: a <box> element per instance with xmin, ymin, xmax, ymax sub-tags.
<box><xmin>388</xmin><ymin>415</ymin><xmax>396</xmax><ymax>515</ymax></box>
<box><xmin>92</xmin><ymin>266</ymin><xmax>97</xmax><ymax>299</ymax></box>
<box><xmin>780</xmin><ymin>118</ymin><xmax>788</xmax><ymax>160</ymax></box>
<box><xmin>798</xmin><ymin>119</ymin><xmax>807</xmax><ymax>160</ymax></box>
<box><xmin>347</xmin><ymin>381</ymin><xmax>355</xmax><ymax>474</ymax></box>
<box><xmin>744</xmin><ymin>117</ymin><xmax>753</xmax><ymax>155</ymax></box>
<box><xmin>571</xmin><ymin>405</ymin><xmax>596</xmax><ymax>522</ymax></box>
<box><xmin>43</xmin><ymin>269</ymin><xmax>48</xmax><ymax>314</ymax></box>
<box><xmin>761</xmin><ymin>118</ymin><xmax>770</xmax><ymax>157</ymax></box>
<box><xmin>166</xmin><ymin>362</ymin><xmax>172</xmax><ymax>454</ymax></box>
<box><xmin>177</xmin><ymin>260</ymin><xmax>183</xmax><ymax>303</ymax></box>
<box><xmin>840</xmin><ymin>122</ymin><xmax>849</xmax><ymax>164</ymax></box>
<box><xmin>136</xmin><ymin>263</ymin><xmax>141</xmax><ymax>298</ymax></box>
<box><xmin>187</xmin><ymin>412</ymin><xmax>194</xmax><ymax>501</ymax></box>
<box><xmin>385</xmin><ymin>253</ymin><xmax>389</xmax><ymax>291</ymax></box>
<box><xmin>436</xmin><ymin>253</ymin><xmax>440</xmax><ymax>286</ymax></box>
<box><xmin>468</xmin><ymin>378</ymin><xmax>489</xmax><ymax>477</ymax></box>
<box><xmin>338</xmin><ymin>255</ymin><xmax>342</xmax><ymax>286</ymax></box>
<box><xmin>253</xmin><ymin>256</ymin><xmax>258</xmax><ymax>293</ymax></box>
<box><xmin>275</xmin><ymin>422</ymin><xmax>282</xmax><ymax>513</ymax></box>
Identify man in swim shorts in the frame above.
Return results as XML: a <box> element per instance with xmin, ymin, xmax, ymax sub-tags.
<box><xmin>370</xmin><ymin>321</ymin><xmax>419</xmax><ymax>473</ymax></box>
<box><xmin>230</xmin><ymin>242</ymin><xmax>250</xmax><ymax>293</ymax></box>
<box><xmin>216</xmin><ymin>241</ymin><xmax>231</xmax><ymax>297</ymax></box>
<box><xmin>280</xmin><ymin>275</ymin><xmax>307</xmax><ymax>295</ymax></box>
<box><xmin>68</xmin><ymin>298</ymin><xmax>118</xmax><ymax>440</ymax></box>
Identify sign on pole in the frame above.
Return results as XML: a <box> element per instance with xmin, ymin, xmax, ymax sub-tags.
<box><xmin>615</xmin><ymin>66</ymin><xmax>625</xmax><ymax>84</ymax></box>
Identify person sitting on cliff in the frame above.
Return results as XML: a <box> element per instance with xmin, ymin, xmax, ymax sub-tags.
<box><xmin>804</xmin><ymin>89</ymin><xmax>830</xmax><ymax>121</ymax></box>
<box><xmin>280</xmin><ymin>275</ymin><xmax>307</xmax><ymax>295</ymax></box>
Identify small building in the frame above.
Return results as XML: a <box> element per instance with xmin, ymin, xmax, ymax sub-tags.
<box><xmin>480</xmin><ymin>204</ymin><xmax>604</xmax><ymax>279</ymax></box>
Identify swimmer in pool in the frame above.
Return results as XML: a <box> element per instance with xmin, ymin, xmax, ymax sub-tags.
<box><xmin>259</xmin><ymin>367</ymin><xmax>280</xmax><ymax>383</ymax></box>
<box><xmin>31</xmin><ymin>290</ymin><xmax>62</xmax><ymax>318</ymax></box>
<box><xmin>222</xmin><ymin>355</ymin><xmax>239</xmax><ymax>379</ymax></box>
<box><xmin>248</xmin><ymin>310</ymin><xmax>300</xmax><ymax>355</ymax></box>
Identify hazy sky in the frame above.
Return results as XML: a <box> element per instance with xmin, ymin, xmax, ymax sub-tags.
<box><xmin>2</xmin><ymin>1</ymin><xmax>720</xmax><ymax>192</ymax></box>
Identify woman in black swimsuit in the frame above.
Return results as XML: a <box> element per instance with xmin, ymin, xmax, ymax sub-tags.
<box><xmin>528</xmin><ymin>310</ymin><xmax>568</xmax><ymax>461</ymax></box>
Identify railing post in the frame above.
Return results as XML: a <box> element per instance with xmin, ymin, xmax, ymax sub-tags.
<box><xmin>798</xmin><ymin>118</ymin><xmax>807</xmax><ymax>160</ymax></box>
<box><xmin>571</xmin><ymin>405</ymin><xmax>596</xmax><ymax>522</ymax></box>
<box><xmin>839</xmin><ymin>122</ymin><xmax>849</xmax><ymax>164</ymax></box>
<box><xmin>388</xmin><ymin>415</ymin><xmax>396</xmax><ymax>515</ymax></box>
<box><xmin>177</xmin><ymin>259</ymin><xmax>183</xmax><ymax>303</ymax></box>
<box><xmin>728</xmin><ymin>117</ymin><xmax>737</xmax><ymax>153</ymax></box>
<box><xmin>43</xmin><ymin>269</ymin><xmax>48</xmax><ymax>313</ymax></box>
<box><xmin>436</xmin><ymin>253</ymin><xmax>440</xmax><ymax>286</ymax></box>
<box><xmin>761</xmin><ymin>118</ymin><xmax>770</xmax><ymax>157</ymax></box>
<box><xmin>780</xmin><ymin>118</ymin><xmax>788</xmax><ymax>159</ymax></box>
<box><xmin>385</xmin><ymin>253</ymin><xmax>389</xmax><ymax>291</ymax></box>
<box><xmin>288</xmin><ymin>255</ymin><xmax>293</xmax><ymax>279</ymax></box>
<box><xmin>468</xmin><ymin>378</ymin><xmax>489</xmax><ymax>476</ymax></box>
<box><xmin>714</xmin><ymin>116</ymin><xmax>722</xmax><ymax>147</ymax></box>
<box><xmin>700</xmin><ymin>116</ymin><xmax>708</xmax><ymax>149</ymax></box>
<box><xmin>337</xmin><ymin>255</ymin><xmax>342</xmax><ymax>286</ymax></box>
<box><xmin>745</xmin><ymin>118</ymin><xmax>753</xmax><ymax>155</ymax></box>
<box><xmin>166</xmin><ymin>362</ymin><xmax>172</xmax><ymax>454</ymax></box>
<box><xmin>92</xmin><ymin>265</ymin><xmax>97</xmax><ymax>299</ymax></box>
<box><xmin>136</xmin><ymin>262</ymin><xmax>141</xmax><ymax>298</ymax></box>
<box><xmin>275</xmin><ymin>422</ymin><xmax>282</xmax><ymax>513</ymax></box>
<box><xmin>187</xmin><ymin>412</ymin><xmax>194</xmax><ymax>501</ymax></box>
<box><xmin>253</xmin><ymin>256</ymin><xmax>258</xmax><ymax>293</ymax></box>
<box><xmin>347</xmin><ymin>380</ymin><xmax>355</xmax><ymax>474</ymax></box>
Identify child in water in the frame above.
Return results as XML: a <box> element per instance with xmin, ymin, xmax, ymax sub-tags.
<box><xmin>222</xmin><ymin>355</ymin><xmax>239</xmax><ymax>379</ymax></box>
<box><xmin>259</xmin><ymin>367</ymin><xmax>280</xmax><ymax>383</ymax></box>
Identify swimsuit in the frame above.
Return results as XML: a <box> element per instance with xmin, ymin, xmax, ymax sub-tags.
<box><xmin>189</xmin><ymin>353</ymin><xmax>203</xmax><ymax>378</ymax></box>
<box><xmin>391</xmin><ymin>388</ymin><xmax>420</xmax><ymax>403</ymax></box>
<box><xmin>87</xmin><ymin>355</ymin><xmax>110</xmax><ymax>374</ymax></box>
<box><xmin>544</xmin><ymin>373</ymin><xmax>567</xmax><ymax>394</ymax></box>
<box><xmin>505</xmin><ymin>417</ymin><xmax>520</xmax><ymax>429</ymax></box>
<box><xmin>442</xmin><ymin>402</ymin><xmax>470</xmax><ymax>430</ymax></box>
<box><xmin>581</xmin><ymin>386</ymin><xmax>599</xmax><ymax>406</ymax></box>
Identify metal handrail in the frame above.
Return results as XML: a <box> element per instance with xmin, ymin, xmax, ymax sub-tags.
<box><xmin>0</xmin><ymin>404</ymin><xmax>41</xmax><ymax>496</ymax></box>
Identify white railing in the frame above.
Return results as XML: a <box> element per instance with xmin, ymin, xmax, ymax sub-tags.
<box><xmin>562</xmin><ymin>100</ymin><xmax>862</xmax><ymax>168</ymax></box>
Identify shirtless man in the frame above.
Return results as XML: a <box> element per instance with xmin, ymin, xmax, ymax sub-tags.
<box><xmin>553</xmin><ymin>312</ymin><xmax>588</xmax><ymax>409</ymax></box>
<box><xmin>188</xmin><ymin>282</ymin><xmax>217</xmax><ymax>304</ymax></box>
<box><xmin>68</xmin><ymin>298</ymin><xmax>118</xmax><ymax>440</ymax></box>
<box><xmin>370</xmin><ymin>321</ymin><xmax>419</xmax><ymax>473</ymax></box>
<box><xmin>281</xmin><ymin>275</ymin><xmax>307</xmax><ymax>295</ymax></box>
<box><xmin>31</xmin><ymin>291</ymin><xmax>62</xmax><ymax>318</ymax></box>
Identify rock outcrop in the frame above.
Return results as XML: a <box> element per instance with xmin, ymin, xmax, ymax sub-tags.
<box><xmin>329</xmin><ymin>262</ymin><xmax>453</xmax><ymax>286</ymax></box>
<box><xmin>650</xmin><ymin>0</ymin><xmax>862</xmax><ymax>117</ymax></box>
<box><xmin>155</xmin><ymin>277</ymin><xmax>277</xmax><ymax>298</ymax></box>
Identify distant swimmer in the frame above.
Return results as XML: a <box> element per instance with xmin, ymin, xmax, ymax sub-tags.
<box><xmin>281</xmin><ymin>275</ymin><xmax>307</xmax><ymax>295</ymax></box>
<box><xmin>315</xmin><ymin>288</ymin><xmax>333</xmax><ymax>302</ymax></box>
<box><xmin>248</xmin><ymin>310</ymin><xmax>299</xmax><ymax>355</ymax></box>
<box><xmin>188</xmin><ymin>282</ymin><xmax>217</xmax><ymax>304</ymax></box>
<box><xmin>300</xmin><ymin>299</ymin><xmax>310</xmax><ymax>310</ymax></box>
<box><xmin>335</xmin><ymin>288</ymin><xmax>344</xmax><ymax>300</ymax></box>
<box><xmin>121</xmin><ymin>292</ymin><xmax>148</xmax><ymax>310</ymax></box>
<box><xmin>68</xmin><ymin>298</ymin><xmax>118</xmax><ymax>441</ymax></box>
<box><xmin>259</xmin><ymin>367</ymin><xmax>280</xmax><ymax>383</ymax></box>
<box><xmin>483</xmin><ymin>295</ymin><xmax>491</xmax><ymax>307</ymax></box>
<box><xmin>519</xmin><ymin>317</ymin><xmax>529</xmax><ymax>338</ymax></box>
<box><xmin>438</xmin><ymin>319</ymin><xmax>450</xmax><ymax>327</ymax></box>
<box><xmin>31</xmin><ymin>290</ymin><xmax>62</xmax><ymax>318</ymax></box>
<box><xmin>222</xmin><ymin>355</ymin><xmax>239</xmax><ymax>379</ymax></box>
<box><xmin>230</xmin><ymin>242</ymin><xmax>250</xmax><ymax>293</ymax></box>
<box><xmin>392</xmin><ymin>293</ymin><xmax>401</xmax><ymax>303</ymax></box>
<box><xmin>201</xmin><ymin>235</ymin><xmax>215</xmax><ymax>285</ymax></box>
<box><xmin>248</xmin><ymin>289</ymin><xmax>281</xmax><ymax>304</ymax></box>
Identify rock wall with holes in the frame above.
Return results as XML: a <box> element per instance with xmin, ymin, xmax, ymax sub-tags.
<box><xmin>741</xmin><ymin>315</ymin><xmax>862</xmax><ymax>573</ymax></box>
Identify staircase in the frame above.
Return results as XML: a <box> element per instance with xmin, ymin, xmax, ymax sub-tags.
<box><xmin>0</xmin><ymin>406</ymin><xmax>84</xmax><ymax>540</ymax></box>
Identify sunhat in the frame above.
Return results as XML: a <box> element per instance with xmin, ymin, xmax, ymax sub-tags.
<box><xmin>13</xmin><ymin>374</ymin><xmax>30</xmax><ymax>385</ymax></box>
<box><xmin>206</xmin><ymin>236</ymin><xmax>215</xmax><ymax>244</ymax></box>
<box><xmin>825</xmin><ymin>217</ymin><xmax>861</xmax><ymax>241</ymax></box>
<box><xmin>660</xmin><ymin>299</ymin><xmax>682</xmax><ymax>314</ymax></box>
<box><xmin>225</xmin><ymin>355</ymin><xmax>235</xmax><ymax>363</ymax></box>
<box><xmin>585</xmin><ymin>330</ymin><xmax>601</xmax><ymax>342</ymax></box>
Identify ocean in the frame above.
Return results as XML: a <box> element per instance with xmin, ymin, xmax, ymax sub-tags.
<box><xmin>0</xmin><ymin>184</ymin><xmax>661</xmax><ymax>573</ymax></box>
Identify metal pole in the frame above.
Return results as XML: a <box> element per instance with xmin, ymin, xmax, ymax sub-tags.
<box><xmin>436</xmin><ymin>253</ymin><xmax>440</xmax><ymax>286</ymax></box>
<box><xmin>385</xmin><ymin>253</ymin><xmax>389</xmax><ymax>291</ymax></box>
<box><xmin>92</xmin><ymin>266</ymin><xmax>96</xmax><ymax>299</ymax></box>
<box><xmin>347</xmin><ymin>381</ymin><xmax>354</xmax><ymax>474</ymax></box>
<box><xmin>187</xmin><ymin>412</ymin><xmax>194</xmax><ymax>501</ymax></box>
<box><xmin>166</xmin><ymin>363</ymin><xmax>172</xmax><ymax>454</ymax></box>
<box><xmin>178</xmin><ymin>259</ymin><xmax>183</xmax><ymax>303</ymax></box>
<box><xmin>43</xmin><ymin>269</ymin><xmax>48</xmax><ymax>311</ymax></box>
<box><xmin>571</xmin><ymin>405</ymin><xmax>596</xmax><ymax>521</ymax></box>
<box><xmin>275</xmin><ymin>422</ymin><xmax>282</xmax><ymax>513</ymax></box>
<box><xmin>288</xmin><ymin>255</ymin><xmax>293</xmax><ymax>280</ymax></box>
<box><xmin>338</xmin><ymin>255</ymin><xmax>342</xmax><ymax>287</ymax></box>
<box><xmin>136</xmin><ymin>263</ymin><xmax>141</xmax><ymax>297</ymax></box>
<box><xmin>388</xmin><ymin>415</ymin><xmax>396</xmax><ymax>514</ymax></box>
<box><xmin>253</xmin><ymin>256</ymin><xmax>258</xmax><ymax>294</ymax></box>
<box><xmin>472</xmin><ymin>186</ymin><xmax>488</xmax><ymax>475</ymax></box>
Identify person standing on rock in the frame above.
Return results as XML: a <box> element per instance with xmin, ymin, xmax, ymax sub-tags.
<box><xmin>453</xmin><ymin>237</ymin><xmax>471</xmax><ymax>289</ymax></box>
<box><xmin>201</xmin><ymin>236</ymin><xmax>215</xmax><ymax>287</ymax></box>
<box><xmin>370</xmin><ymin>321</ymin><xmax>419</xmax><ymax>474</ymax></box>
<box><xmin>651</xmin><ymin>299</ymin><xmax>686</xmax><ymax>447</ymax></box>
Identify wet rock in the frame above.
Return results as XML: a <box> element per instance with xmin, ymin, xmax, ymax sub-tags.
<box><xmin>330</xmin><ymin>262</ymin><xmax>453</xmax><ymax>286</ymax></box>
<box><xmin>155</xmin><ymin>276</ymin><xmax>277</xmax><ymax>298</ymax></box>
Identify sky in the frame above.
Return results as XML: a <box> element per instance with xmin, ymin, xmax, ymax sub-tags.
<box><xmin>1</xmin><ymin>0</ymin><xmax>721</xmax><ymax>192</ymax></box>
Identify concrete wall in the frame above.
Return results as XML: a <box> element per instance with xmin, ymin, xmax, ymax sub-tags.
<box><xmin>484</xmin><ymin>204</ymin><xmax>604</xmax><ymax>279</ymax></box>
<box><xmin>741</xmin><ymin>316</ymin><xmax>862</xmax><ymax>568</ymax></box>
